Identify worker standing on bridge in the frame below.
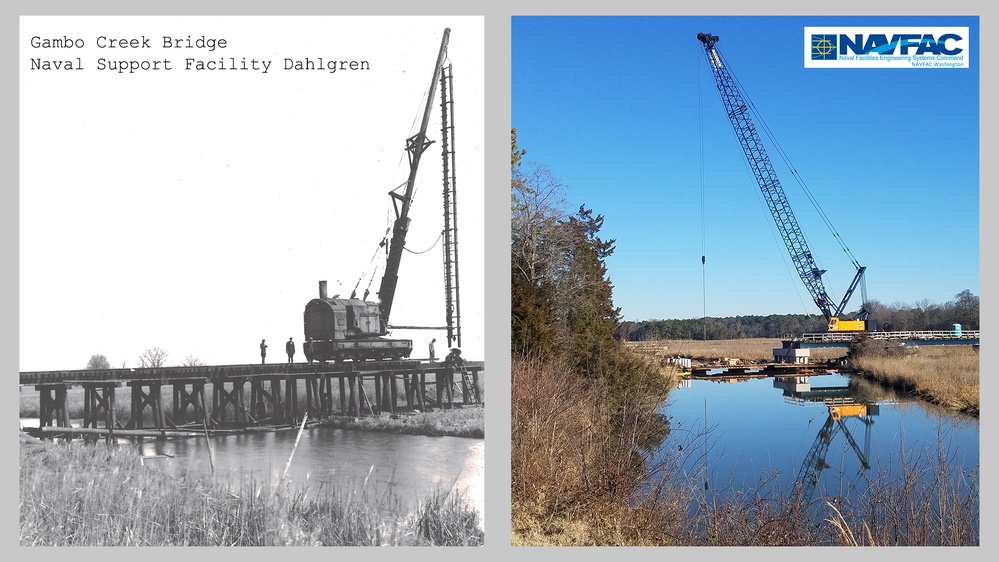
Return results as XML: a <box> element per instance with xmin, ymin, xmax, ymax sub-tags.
<box><xmin>286</xmin><ymin>337</ymin><xmax>295</xmax><ymax>364</ymax></box>
<box><xmin>429</xmin><ymin>338</ymin><xmax>436</xmax><ymax>362</ymax></box>
<box><xmin>260</xmin><ymin>339</ymin><xmax>267</xmax><ymax>364</ymax></box>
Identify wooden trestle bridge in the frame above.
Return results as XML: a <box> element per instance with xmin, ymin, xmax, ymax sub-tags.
<box><xmin>20</xmin><ymin>360</ymin><xmax>484</xmax><ymax>437</ymax></box>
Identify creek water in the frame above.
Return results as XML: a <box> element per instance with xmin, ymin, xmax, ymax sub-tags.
<box><xmin>647</xmin><ymin>372</ymin><xmax>979</xmax><ymax>518</ymax></box>
<box><xmin>20</xmin><ymin>418</ymin><xmax>485</xmax><ymax>530</ymax></box>
<box><xmin>141</xmin><ymin>427</ymin><xmax>484</xmax><ymax>529</ymax></box>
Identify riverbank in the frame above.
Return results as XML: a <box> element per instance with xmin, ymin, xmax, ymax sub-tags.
<box><xmin>848</xmin><ymin>342</ymin><xmax>979</xmax><ymax>416</ymax></box>
<box><xmin>625</xmin><ymin>338</ymin><xmax>979</xmax><ymax>416</ymax></box>
<box><xmin>322</xmin><ymin>406</ymin><xmax>484</xmax><ymax>438</ymax></box>
<box><xmin>20</xmin><ymin>437</ymin><xmax>483</xmax><ymax>546</ymax></box>
<box><xmin>511</xmin><ymin>344</ymin><xmax>979</xmax><ymax>545</ymax></box>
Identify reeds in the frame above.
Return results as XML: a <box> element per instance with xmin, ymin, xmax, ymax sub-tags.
<box><xmin>19</xmin><ymin>440</ymin><xmax>484</xmax><ymax>546</ymax></box>
<box><xmin>824</xmin><ymin>429</ymin><xmax>979</xmax><ymax>546</ymax></box>
<box><xmin>849</xmin><ymin>344</ymin><xmax>979</xmax><ymax>415</ymax></box>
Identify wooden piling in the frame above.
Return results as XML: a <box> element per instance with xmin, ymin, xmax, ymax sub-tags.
<box><xmin>126</xmin><ymin>380</ymin><xmax>166</xmax><ymax>429</ymax></box>
<box><xmin>35</xmin><ymin>383</ymin><xmax>71</xmax><ymax>428</ymax></box>
<box><xmin>172</xmin><ymin>378</ymin><xmax>208</xmax><ymax>427</ymax></box>
<box><xmin>80</xmin><ymin>381</ymin><xmax>121</xmax><ymax>429</ymax></box>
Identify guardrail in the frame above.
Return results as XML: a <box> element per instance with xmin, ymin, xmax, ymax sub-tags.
<box><xmin>798</xmin><ymin>330</ymin><xmax>980</xmax><ymax>343</ymax></box>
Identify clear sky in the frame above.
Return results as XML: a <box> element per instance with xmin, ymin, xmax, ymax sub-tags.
<box><xmin>513</xmin><ymin>15</ymin><xmax>980</xmax><ymax>323</ymax></box>
<box><xmin>20</xmin><ymin>15</ymin><xmax>484</xmax><ymax>371</ymax></box>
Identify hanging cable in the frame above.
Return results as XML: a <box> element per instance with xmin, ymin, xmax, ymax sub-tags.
<box><xmin>698</xmin><ymin>49</ymin><xmax>708</xmax><ymax>341</ymax></box>
<box><xmin>714</xmin><ymin>49</ymin><xmax>836</xmax><ymax>316</ymax></box>
<box><xmin>405</xmin><ymin>230</ymin><xmax>444</xmax><ymax>254</ymax></box>
<box><xmin>729</xmin><ymin>61</ymin><xmax>861</xmax><ymax>270</ymax></box>
<box><xmin>352</xmin><ymin>224</ymin><xmax>391</xmax><ymax>299</ymax></box>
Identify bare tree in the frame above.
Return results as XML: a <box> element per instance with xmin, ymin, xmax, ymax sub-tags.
<box><xmin>182</xmin><ymin>354</ymin><xmax>206</xmax><ymax>367</ymax></box>
<box><xmin>138</xmin><ymin>347</ymin><xmax>169</xmax><ymax>368</ymax></box>
<box><xmin>512</xmin><ymin>160</ymin><xmax>570</xmax><ymax>287</ymax></box>
<box><xmin>86</xmin><ymin>354</ymin><xmax>111</xmax><ymax>370</ymax></box>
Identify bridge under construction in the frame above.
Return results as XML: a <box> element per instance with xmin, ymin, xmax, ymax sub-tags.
<box><xmin>20</xmin><ymin>360</ymin><xmax>484</xmax><ymax>439</ymax></box>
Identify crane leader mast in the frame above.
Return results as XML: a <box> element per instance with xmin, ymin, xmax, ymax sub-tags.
<box><xmin>377</xmin><ymin>27</ymin><xmax>451</xmax><ymax>333</ymax></box>
<box><xmin>697</xmin><ymin>33</ymin><xmax>869</xmax><ymax>331</ymax></box>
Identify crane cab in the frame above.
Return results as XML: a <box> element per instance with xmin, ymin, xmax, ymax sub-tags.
<box><xmin>827</xmin><ymin>317</ymin><xmax>867</xmax><ymax>332</ymax></box>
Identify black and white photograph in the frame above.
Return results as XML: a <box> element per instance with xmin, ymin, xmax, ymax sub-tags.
<box><xmin>18</xmin><ymin>15</ymin><xmax>485</xmax><ymax>546</ymax></box>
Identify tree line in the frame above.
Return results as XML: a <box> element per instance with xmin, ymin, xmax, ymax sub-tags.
<box><xmin>617</xmin><ymin>290</ymin><xmax>980</xmax><ymax>341</ymax></box>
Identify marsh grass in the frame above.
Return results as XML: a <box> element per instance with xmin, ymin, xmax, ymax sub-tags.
<box><xmin>824</xmin><ymin>430</ymin><xmax>979</xmax><ymax>546</ymax></box>
<box><xmin>627</xmin><ymin>339</ymin><xmax>978</xmax><ymax>416</ymax></box>
<box><xmin>849</xmin><ymin>343</ymin><xmax>979</xmax><ymax>415</ymax></box>
<box><xmin>626</xmin><ymin>338</ymin><xmax>847</xmax><ymax>364</ymax></box>
<box><xmin>19</xmin><ymin>439</ymin><xmax>484</xmax><ymax>546</ymax></box>
<box><xmin>511</xmin><ymin>355</ymin><xmax>676</xmax><ymax>545</ymax></box>
<box><xmin>324</xmin><ymin>406</ymin><xmax>484</xmax><ymax>438</ymax></box>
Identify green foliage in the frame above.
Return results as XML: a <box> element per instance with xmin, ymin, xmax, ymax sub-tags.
<box><xmin>510</xmin><ymin>129</ymin><xmax>621</xmax><ymax>377</ymax></box>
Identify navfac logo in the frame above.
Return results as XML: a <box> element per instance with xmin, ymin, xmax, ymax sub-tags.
<box><xmin>804</xmin><ymin>26</ymin><xmax>970</xmax><ymax>68</ymax></box>
<box><xmin>810</xmin><ymin>34</ymin><xmax>837</xmax><ymax>60</ymax></box>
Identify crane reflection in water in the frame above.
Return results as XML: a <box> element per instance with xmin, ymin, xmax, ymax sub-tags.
<box><xmin>773</xmin><ymin>375</ymin><xmax>878</xmax><ymax>510</ymax></box>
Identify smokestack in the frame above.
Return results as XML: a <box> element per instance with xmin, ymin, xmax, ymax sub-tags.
<box><xmin>319</xmin><ymin>280</ymin><xmax>327</xmax><ymax>299</ymax></box>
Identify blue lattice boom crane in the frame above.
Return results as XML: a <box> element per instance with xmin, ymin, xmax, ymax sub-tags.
<box><xmin>697</xmin><ymin>32</ymin><xmax>871</xmax><ymax>332</ymax></box>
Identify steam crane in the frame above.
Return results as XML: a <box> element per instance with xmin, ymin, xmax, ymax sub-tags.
<box><xmin>697</xmin><ymin>33</ymin><xmax>870</xmax><ymax>332</ymax></box>
<box><xmin>303</xmin><ymin>28</ymin><xmax>451</xmax><ymax>363</ymax></box>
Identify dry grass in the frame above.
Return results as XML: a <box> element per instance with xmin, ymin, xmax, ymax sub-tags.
<box><xmin>625</xmin><ymin>338</ymin><xmax>847</xmax><ymax>364</ymax></box>
<box><xmin>849</xmin><ymin>344</ymin><xmax>979</xmax><ymax>415</ymax></box>
<box><xmin>825</xmin><ymin>429</ymin><xmax>980</xmax><ymax>546</ymax></box>
<box><xmin>510</xmin><ymin>355</ymin><xmax>676</xmax><ymax>545</ymax></box>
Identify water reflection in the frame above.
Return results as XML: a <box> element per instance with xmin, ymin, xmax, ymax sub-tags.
<box><xmin>652</xmin><ymin>372</ymin><xmax>978</xmax><ymax>517</ymax></box>
<box><xmin>774</xmin><ymin>376</ymin><xmax>877</xmax><ymax>508</ymax></box>
<box><xmin>135</xmin><ymin>427</ymin><xmax>485</xmax><ymax>529</ymax></box>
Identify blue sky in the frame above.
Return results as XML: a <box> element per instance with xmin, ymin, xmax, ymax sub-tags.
<box><xmin>512</xmin><ymin>15</ymin><xmax>980</xmax><ymax>323</ymax></box>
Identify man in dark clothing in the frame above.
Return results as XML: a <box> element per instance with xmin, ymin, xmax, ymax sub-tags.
<box><xmin>429</xmin><ymin>338</ymin><xmax>436</xmax><ymax>362</ymax></box>
<box><xmin>260</xmin><ymin>339</ymin><xmax>267</xmax><ymax>364</ymax></box>
<box><xmin>286</xmin><ymin>337</ymin><xmax>295</xmax><ymax>364</ymax></box>
<box><xmin>443</xmin><ymin>347</ymin><xmax>464</xmax><ymax>370</ymax></box>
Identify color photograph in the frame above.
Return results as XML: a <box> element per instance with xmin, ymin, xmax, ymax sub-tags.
<box><xmin>511</xmin><ymin>15</ymin><xmax>979</xmax><ymax>546</ymax></box>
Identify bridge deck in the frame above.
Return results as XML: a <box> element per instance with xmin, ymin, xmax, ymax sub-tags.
<box><xmin>20</xmin><ymin>360</ymin><xmax>485</xmax><ymax>433</ymax></box>
<box><xmin>19</xmin><ymin>360</ymin><xmax>484</xmax><ymax>387</ymax></box>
